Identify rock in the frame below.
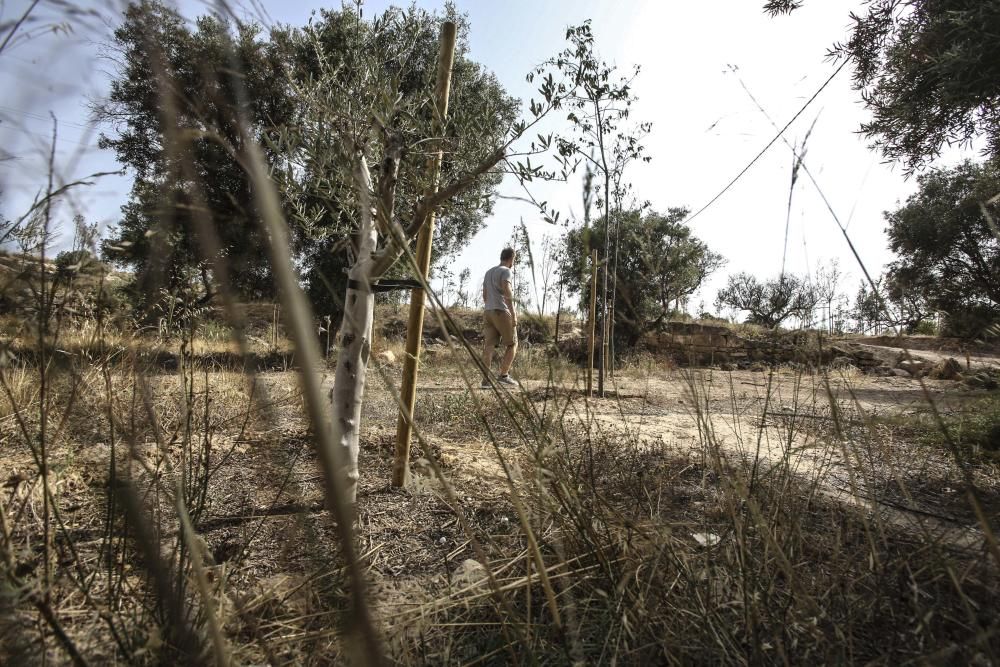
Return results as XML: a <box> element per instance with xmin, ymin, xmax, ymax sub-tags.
<box><xmin>966</xmin><ymin>373</ymin><xmax>999</xmax><ymax>390</ymax></box>
<box><xmin>828</xmin><ymin>344</ymin><xmax>854</xmax><ymax>358</ymax></box>
<box><xmin>928</xmin><ymin>357</ymin><xmax>961</xmax><ymax>380</ymax></box>
<box><xmin>898</xmin><ymin>358</ymin><xmax>930</xmax><ymax>377</ymax></box>
<box><xmin>890</xmin><ymin>368</ymin><xmax>911</xmax><ymax>378</ymax></box>
<box><xmin>692</xmin><ymin>532</ymin><xmax>721</xmax><ymax>548</ymax></box>
<box><xmin>376</xmin><ymin>350</ymin><xmax>397</xmax><ymax>365</ymax></box>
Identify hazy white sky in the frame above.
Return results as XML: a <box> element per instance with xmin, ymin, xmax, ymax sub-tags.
<box><xmin>0</xmin><ymin>0</ymin><xmax>979</xmax><ymax>312</ymax></box>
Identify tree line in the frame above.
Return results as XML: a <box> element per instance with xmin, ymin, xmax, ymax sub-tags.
<box><xmin>89</xmin><ymin>0</ymin><xmax>999</xmax><ymax>344</ymax></box>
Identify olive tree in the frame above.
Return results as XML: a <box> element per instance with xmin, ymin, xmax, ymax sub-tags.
<box><xmin>276</xmin><ymin>7</ymin><xmax>577</xmax><ymax>501</ymax></box>
<box><xmin>766</xmin><ymin>0</ymin><xmax>1000</xmax><ymax>172</ymax></box>
<box><xmin>715</xmin><ymin>272</ymin><xmax>818</xmax><ymax>329</ymax></box>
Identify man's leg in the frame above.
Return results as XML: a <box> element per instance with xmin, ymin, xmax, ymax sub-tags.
<box><xmin>498</xmin><ymin>311</ymin><xmax>518</xmax><ymax>376</ymax></box>
<box><xmin>482</xmin><ymin>341</ymin><xmax>495</xmax><ymax>373</ymax></box>
<box><xmin>482</xmin><ymin>313</ymin><xmax>499</xmax><ymax>377</ymax></box>
<box><xmin>499</xmin><ymin>342</ymin><xmax>517</xmax><ymax>375</ymax></box>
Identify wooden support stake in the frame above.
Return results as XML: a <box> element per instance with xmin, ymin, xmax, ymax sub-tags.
<box><xmin>393</xmin><ymin>21</ymin><xmax>457</xmax><ymax>488</ymax></box>
<box><xmin>587</xmin><ymin>249</ymin><xmax>597</xmax><ymax>397</ymax></box>
<box><xmin>599</xmin><ymin>264</ymin><xmax>608</xmax><ymax>397</ymax></box>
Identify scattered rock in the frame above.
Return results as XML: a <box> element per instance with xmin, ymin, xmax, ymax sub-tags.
<box><xmin>928</xmin><ymin>357</ymin><xmax>962</xmax><ymax>380</ymax></box>
<box><xmin>890</xmin><ymin>368</ymin><xmax>911</xmax><ymax>378</ymax></box>
<box><xmin>692</xmin><ymin>532</ymin><xmax>721</xmax><ymax>548</ymax></box>
<box><xmin>828</xmin><ymin>344</ymin><xmax>853</xmax><ymax>358</ymax></box>
<box><xmin>898</xmin><ymin>358</ymin><xmax>930</xmax><ymax>377</ymax></box>
<box><xmin>965</xmin><ymin>373</ymin><xmax>999</xmax><ymax>390</ymax></box>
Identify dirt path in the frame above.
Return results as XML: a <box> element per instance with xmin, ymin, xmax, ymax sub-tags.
<box><xmin>860</xmin><ymin>342</ymin><xmax>1000</xmax><ymax>372</ymax></box>
<box><xmin>511</xmin><ymin>367</ymin><xmax>994</xmax><ymax>554</ymax></box>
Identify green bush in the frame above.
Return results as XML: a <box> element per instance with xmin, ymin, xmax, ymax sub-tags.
<box><xmin>941</xmin><ymin>305</ymin><xmax>1000</xmax><ymax>340</ymax></box>
<box><xmin>917</xmin><ymin>393</ymin><xmax>1000</xmax><ymax>456</ymax></box>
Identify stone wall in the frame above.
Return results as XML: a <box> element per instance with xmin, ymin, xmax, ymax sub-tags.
<box><xmin>643</xmin><ymin>322</ymin><xmax>795</xmax><ymax>367</ymax></box>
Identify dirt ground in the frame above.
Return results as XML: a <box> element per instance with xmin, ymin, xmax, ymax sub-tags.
<box><xmin>2</xmin><ymin>340</ymin><xmax>999</xmax><ymax>663</ymax></box>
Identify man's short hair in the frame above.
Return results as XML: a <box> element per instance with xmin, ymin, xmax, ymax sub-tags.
<box><xmin>500</xmin><ymin>247</ymin><xmax>515</xmax><ymax>262</ymax></box>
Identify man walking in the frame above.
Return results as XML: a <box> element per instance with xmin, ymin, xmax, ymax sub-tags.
<box><xmin>481</xmin><ymin>247</ymin><xmax>519</xmax><ymax>387</ymax></box>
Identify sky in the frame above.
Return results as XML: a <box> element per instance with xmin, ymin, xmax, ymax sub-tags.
<box><xmin>0</xmin><ymin>0</ymin><xmax>980</xmax><ymax>315</ymax></box>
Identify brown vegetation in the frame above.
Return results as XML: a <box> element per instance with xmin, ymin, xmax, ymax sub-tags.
<box><xmin>2</xmin><ymin>299</ymin><xmax>999</xmax><ymax>663</ymax></box>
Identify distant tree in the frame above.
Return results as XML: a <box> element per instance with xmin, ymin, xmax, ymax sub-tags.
<box><xmin>534</xmin><ymin>234</ymin><xmax>561</xmax><ymax>316</ymax></box>
<box><xmin>54</xmin><ymin>214</ymin><xmax>101</xmax><ymax>281</ymax></box>
<box><xmin>456</xmin><ymin>267</ymin><xmax>471</xmax><ymax>308</ymax></box>
<box><xmin>434</xmin><ymin>261</ymin><xmax>455</xmax><ymax>307</ymax></box>
<box><xmin>813</xmin><ymin>259</ymin><xmax>844</xmax><ymax>333</ymax></box>
<box><xmin>514</xmin><ymin>223</ymin><xmax>561</xmax><ymax>316</ymax></box>
<box><xmin>561</xmin><ymin>208</ymin><xmax>724</xmax><ymax>344</ymax></box>
<box><xmin>97</xmin><ymin>2</ymin><xmax>517</xmax><ymax>318</ymax></box>
<box><xmin>852</xmin><ymin>278</ymin><xmax>888</xmax><ymax>334</ymax></box>
<box><xmin>715</xmin><ymin>272</ymin><xmax>818</xmax><ymax>329</ymax></box>
<box><xmin>543</xmin><ymin>20</ymin><xmax>651</xmax><ymax>386</ymax></box>
<box><xmin>849</xmin><ymin>273</ymin><xmax>930</xmax><ymax>335</ymax></box>
<box><xmin>766</xmin><ymin>0</ymin><xmax>1000</xmax><ymax>171</ymax></box>
<box><xmin>285</xmin><ymin>6</ymin><xmax>519</xmax><ymax>318</ymax></box>
<box><xmin>884</xmin><ymin>160</ymin><xmax>1000</xmax><ymax>337</ymax></box>
<box><xmin>97</xmin><ymin>1</ymin><xmax>295</xmax><ymax>307</ymax></box>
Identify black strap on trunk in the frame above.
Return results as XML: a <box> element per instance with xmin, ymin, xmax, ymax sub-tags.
<box><xmin>346</xmin><ymin>278</ymin><xmax>424</xmax><ymax>293</ymax></box>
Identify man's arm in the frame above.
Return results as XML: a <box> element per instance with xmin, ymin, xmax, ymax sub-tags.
<box><xmin>502</xmin><ymin>278</ymin><xmax>517</xmax><ymax>326</ymax></box>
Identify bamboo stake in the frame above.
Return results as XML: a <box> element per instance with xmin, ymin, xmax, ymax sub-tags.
<box><xmin>393</xmin><ymin>21</ymin><xmax>457</xmax><ymax>488</ymax></box>
<box><xmin>601</xmin><ymin>261</ymin><xmax>610</xmax><ymax>395</ymax></box>
<box><xmin>587</xmin><ymin>249</ymin><xmax>597</xmax><ymax>397</ymax></box>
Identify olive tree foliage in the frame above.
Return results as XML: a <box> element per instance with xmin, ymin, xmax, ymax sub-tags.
<box><xmin>850</xmin><ymin>274</ymin><xmax>931</xmax><ymax>334</ymax></box>
<box><xmin>766</xmin><ymin>0</ymin><xmax>1000</xmax><ymax>172</ymax></box>
<box><xmin>538</xmin><ymin>21</ymin><xmax>651</xmax><ymax>386</ymax></box>
<box><xmin>95</xmin><ymin>2</ymin><xmax>518</xmax><ymax>318</ymax></box>
<box><xmin>279</xmin><ymin>7</ymin><xmax>519</xmax><ymax>316</ymax></box>
<box><xmin>884</xmin><ymin>160</ymin><xmax>1000</xmax><ymax>337</ymax></box>
<box><xmin>97</xmin><ymin>1</ymin><xmax>295</xmax><ymax>308</ymax></box>
<box><xmin>560</xmin><ymin>208</ymin><xmax>724</xmax><ymax>344</ymax></box>
<box><xmin>273</xmin><ymin>6</ymin><xmax>578</xmax><ymax>501</ymax></box>
<box><xmin>715</xmin><ymin>272</ymin><xmax>819</xmax><ymax>329</ymax></box>
<box><xmin>542</xmin><ymin>21</ymin><xmax>650</xmax><ymax>216</ymax></box>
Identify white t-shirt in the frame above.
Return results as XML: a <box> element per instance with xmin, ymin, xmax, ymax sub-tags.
<box><xmin>483</xmin><ymin>265</ymin><xmax>512</xmax><ymax>313</ymax></box>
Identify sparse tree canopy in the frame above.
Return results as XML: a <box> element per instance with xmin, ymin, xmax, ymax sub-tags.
<box><xmin>715</xmin><ymin>272</ymin><xmax>818</xmax><ymax>329</ymax></box>
<box><xmin>884</xmin><ymin>159</ymin><xmax>1000</xmax><ymax>337</ymax></box>
<box><xmin>767</xmin><ymin>0</ymin><xmax>1000</xmax><ymax>171</ymax></box>
<box><xmin>560</xmin><ymin>208</ymin><xmax>724</xmax><ymax>343</ymax></box>
<box><xmin>98</xmin><ymin>1</ymin><xmax>295</xmax><ymax>305</ymax></box>
<box><xmin>283</xmin><ymin>6</ymin><xmax>518</xmax><ymax>316</ymax></box>
<box><xmin>97</xmin><ymin>2</ymin><xmax>517</xmax><ymax>316</ymax></box>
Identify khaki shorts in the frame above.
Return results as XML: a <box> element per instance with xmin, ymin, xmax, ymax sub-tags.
<box><xmin>484</xmin><ymin>309</ymin><xmax>518</xmax><ymax>348</ymax></box>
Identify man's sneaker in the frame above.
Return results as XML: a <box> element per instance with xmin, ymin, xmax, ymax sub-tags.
<box><xmin>480</xmin><ymin>378</ymin><xmax>491</xmax><ymax>389</ymax></box>
<box><xmin>497</xmin><ymin>374</ymin><xmax>519</xmax><ymax>386</ymax></box>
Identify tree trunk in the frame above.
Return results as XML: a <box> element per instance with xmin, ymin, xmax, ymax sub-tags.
<box><xmin>329</xmin><ymin>158</ymin><xmax>378</xmax><ymax>503</ymax></box>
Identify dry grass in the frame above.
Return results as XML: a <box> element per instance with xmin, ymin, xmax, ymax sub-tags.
<box><xmin>2</xmin><ymin>3</ymin><xmax>998</xmax><ymax>663</ymax></box>
<box><xmin>2</xmin><ymin>312</ymin><xmax>1000</xmax><ymax>664</ymax></box>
